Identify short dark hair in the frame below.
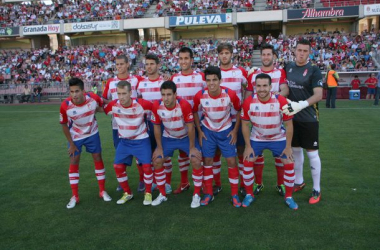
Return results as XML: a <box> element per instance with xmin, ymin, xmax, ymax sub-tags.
<box><xmin>354</xmin><ymin>75</ymin><xmax>358</xmax><ymax>78</ymax></box>
<box><xmin>331</xmin><ymin>64</ymin><xmax>336</xmax><ymax>70</ymax></box>
<box><xmin>117</xmin><ymin>80</ymin><xmax>131</xmax><ymax>91</ymax></box>
<box><xmin>160</xmin><ymin>80</ymin><xmax>177</xmax><ymax>93</ymax></box>
<box><xmin>146</xmin><ymin>53</ymin><xmax>159</xmax><ymax>64</ymax></box>
<box><xmin>296</xmin><ymin>39</ymin><xmax>311</xmax><ymax>49</ymax></box>
<box><xmin>69</xmin><ymin>78</ymin><xmax>84</xmax><ymax>90</ymax></box>
<box><xmin>204</xmin><ymin>66</ymin><xmax>221</xmax><ymax>80</ymax></box>
<box><xmin>116</xmin><ymin>55</ymin><xmax>129</xmax><ymax>63</ymax></box>
<box><xmin>179</xmin><ymin>47</ymin><xmax>194</xmax><ymax>58</ymax></box>
<box><xmin>260</xmin><ymin>43</ymin><xmax>276</xmax><ymax>56</ymax></box>
<box><xmin>217</xmin><ymin>43</ymin><xmax>233</xmax><ymax>54</ymax></box>
<box><xmin>255</xmin><ymin>73</ymin><xmax>272</xmax><ymax>85</ymax></box>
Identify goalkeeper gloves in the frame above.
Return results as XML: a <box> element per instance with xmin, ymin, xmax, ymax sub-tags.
<box><xmin>282</xmin><ymin>100</ymin><xmax>309</xmax><ymax>116</ymax></box>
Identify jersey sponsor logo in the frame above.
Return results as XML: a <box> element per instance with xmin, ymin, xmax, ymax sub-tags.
<box><xmin>232</xmin><ymin>71</ymin><xmax>236</xmax><ymax>77</ymax></box>
<box><xmin>255</xmin><ymin>106</ymin><xmax>259</xmax><ymax>111</ymax></box>
<box><xmin>205</xmin><ymin>101</ymin><xmax>209</xmax><ymax>106</ymax></box>
<box><xmin>318</xmin><ymin>79</ymin><xmax>323</xmax><ymax>86</ymax></box>
<box><xmin>73</xmin><ymin>111</ymin><xmax>77</xmax><ymax>115</ymax></box>
<box><xmin>117</xmin><ymin>109</ymin><xmax>121</xmax><ymax>113</ymax></box>
<box><xmin>144</xmin><ymin>83</ymin><xmax>147</xmax><ymax>87</ymax></box>
<box><xmin>161</xmin><ymin>112</ymin><xmax>165</xmax><ymax>117</ymax></box>
<box><xmin>177</xmin><ymin>78</ymin><xmax>180</xmax><ymax>82</ymax></box>
<box><xmin>313</xmin><ymin>141</ymin><xmax>318</xmax><ymax>146</ymax></box>
<box><xmin>289</xmin><ymin>68</ymin><xmax>293</xmax><ymax>73</ymax></box>
<box><xmin>303</xmin><ymin>69</ymin><xmax>308</xmax><ymax>76</ymax></box>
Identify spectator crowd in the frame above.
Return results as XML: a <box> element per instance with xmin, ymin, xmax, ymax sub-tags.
<box><xmin>1</xmin><ymin>29</ymin><xmax>380</xmax><ymax>86</ymax></box>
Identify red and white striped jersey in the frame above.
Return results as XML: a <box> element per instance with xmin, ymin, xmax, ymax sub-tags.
<box><xmin>220</xmin><ymin>66</ymin><xmax>248</xmax><ymax>121</ymax></box>
<box><xmin>171</xmin><ymin>71</ymin><xmax>206</xmax><ymax>107</ymax></box>
<box><xmin>241</xmin><ymin>93</ymin><xmax>293</xmax><ymax>142</ymax></box>
<box><xmin>136</xmin><ymin>76</ymin><xmax>165</xmax><ymax>102</ymax></box>
<box><xmin>103</xmin><ymin>75</ymin><xmax>140</xmax><ymax>100</ymax></box>
<box><xmin>103</xmin><ymin>75</ymin><xmax>141</xmax><ymax>129</ymax></box>
<box><xmin>193</xmin><ymin>87</ymin><xmax>241</xmax><ymax>132</ymax></box>
<box><xmin>104</xmin><ymin>98</ymin><xmax>152</xmax><ymax>140</ymax></box>
<box><xmin>136</xmin><ymin>76</ymin><xmax>165</xmax><ymax>121</ymax></box>
<box><xmin>60</xmin><ymin>92</ymin><xmax>102</xmax><ymax>141</ymax></box>
<box><xmin>151</xmin><ymin>98</ymin><xmax>194</xmax><ymax>139</ymax></box>
<box><xmin>246</xmin><ymin>68</ymin><xmax>286</xmax><ymax>93</ymax></box>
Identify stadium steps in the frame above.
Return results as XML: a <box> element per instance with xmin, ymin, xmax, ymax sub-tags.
<box><xmin>251</xmin><ymin>50</ymin><xmax>262</xmax><ymax>67</ymax></box>
<box><xmin>254</xmin><ymin>0</ymin><xmax>267</xmax><ymax>11</ymax></box>
<box><xmin>314</xmin><ymin>0</ymin><xmax>324</xmax><ymax>8</ymax></box>
<box><xmin>144</xmin><ymin>3</ymin><xmax>159</xmax><ymax>18</ymax></box>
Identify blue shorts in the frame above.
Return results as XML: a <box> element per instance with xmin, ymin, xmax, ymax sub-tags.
<box><xmin>232</xmin><ymin>121</ymin><xmax>245</xmax><ymax>147</ymax></box>
<box><xmin>368</xmin><ymin>88</ymin><xmax>375</xmax><ymax>95</ymax></box>
<box><xmin>202</xmin><ymin>126</ymin><xmax>237</xmax><ymax>158</ymax></box>
<box><xmin>162</xmin><ymin>136</ymin><xmax>202</xmax><ymax>158</ymax></box>
<box><xmin>250</xmin><ymin>140</ymin><xmax>287</xmax><ymax>159</ymax></box>
<box><xmin>114</xmin><ymin>137</ymin><xmax>152</xmax><ymax>165</ymax></box>
<box><xmin>112</xmin><ymin>129</ymin><xmax>120</xmax><ymax>149</ymax></box>
<box><xmin>70</xmin><ymin>132</ymin><xmax>102</xmax><ymax>156</ymax></box>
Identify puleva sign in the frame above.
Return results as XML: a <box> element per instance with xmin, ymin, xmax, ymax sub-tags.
<box><xmin>64</xmin><ymin>20</ymin><xmax>120</xmax><ymax>33</ymax></box>
<box><xmin>169</xmin><ymin>13</ymin><xmax>232</xmax><ymax>27</ymax></box>
<box><xmin>23</xmin><ymin>24</ymin><xmax>60</xmax><ymax>35</ymax></box>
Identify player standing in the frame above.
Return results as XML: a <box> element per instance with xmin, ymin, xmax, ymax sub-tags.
<box><xmin>241</xmin><ymin>73</ymin><xmax>298</xmax><ymax>209</ymax></box>
<box><xmin>170</xmin><ymin>47</ymin><xmax>206</xmax><ymax>194</ymax></box>
<box><xmin>245</xmin><ymin>44</ymin><xmax>289</xmax><ymax>196</ymax></box>
<box><xmin>282</xmin><ymin>39</ymin><xmax>323</xmax><ymax>204</ymax></box>
<box><xmin>137</xmin><ymin>53</ymin><xmax>174</xmax><ymax>193</ymax></box>
<box><xmin>102</xmin><ymin>55</ymin><xmax>145</xmax><ymax>192</ymax></box>
<box><xmin>193</xmin><ymin>66</ymin><xmax>242</xmax><ymax>207</ymax></box>
<box><xmin>214</xmin><ymin>43</ymin><xmax>248</xmax><ymax>195</ymax></box>
<box><xmin>151</xmin><ymin>81</ymin><xmax>203</xmax><ymax>207</ymax></box>
<box><xmin>104</xmin><ymin>81</ymin><xmax>155</xmax><ymax>205</ymax></box>
<box><xmin>60</xmin><ymin>78</ymin><xmax>112</xmax><ymax>209</ymax></box>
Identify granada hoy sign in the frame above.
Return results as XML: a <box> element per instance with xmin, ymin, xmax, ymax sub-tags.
<box><xmin>288</xmin><ymin>6</ymin><xmax>359</xmax><ymax>20</ymax></box>
<box><xmin>23</xmin><ymin>24</ymin><xmax>60</xmax><ymax>35</ymax></box>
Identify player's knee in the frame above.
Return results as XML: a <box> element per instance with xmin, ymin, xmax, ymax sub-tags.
<box><xmin>153</xmin><ymin>158</ymin><xmax>163</xmax><ymax>168</ymax></box>
<box><xmin>226</xmin><ymin>157</ymin><xmax>237</xmax><ymax>168</ymax></box>
<box><xmin>190</xmin><ymin>157</ymin><xmax>201</xmax><ymax>168</ymax></box>
<box><xmin>92</xmin><ymin>153</ymin><xmax>102</xmax><ymax>162</ymax></box>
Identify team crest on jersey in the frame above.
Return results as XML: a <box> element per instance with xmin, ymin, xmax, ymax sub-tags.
<box><xmin>221</xmin><ymin>99</ymin><xmax>225</xmax><ymax>105</ymax></box>
<box><xmin>192</xmin><ymin>75</ymin><xmax>195</xmax><ymax>81</ymax></box>
<box><xmin>270</xmin><ymin>104</ymin><xmax>274</xmax><ymax>110</ymax></box>
<box><xmin>132</xmin><ymin>108</ymin><xmax>136</xmax><ymax>113</ymax></box>
<box><xmin>232</xmin><ymin>71</ymin><xmax>236</xmax><ymax>77</ymax></box>
<box><xmin>303</xmin><ymin>69</ymin><xmax>308</xmax><ymax>76</ymax></box>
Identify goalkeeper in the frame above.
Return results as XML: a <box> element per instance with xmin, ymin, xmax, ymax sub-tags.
<box><xmin>281</xmin><ymin>39</ymin><xmax>323</xmax><ymax>205</ymax></box>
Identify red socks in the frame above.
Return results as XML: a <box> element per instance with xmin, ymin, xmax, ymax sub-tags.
<box><xmin>113</xmin><ymin>163</ymin><xmax>131</xmax><ymax>194</ymax></box>
<box><xmin>228</xmin><ymin>167</ymin><xmax>239</xmax><ymax>196</ymax></box>
<box><xmin>94</xmin><ymin>161</ymin><xmax>105</xmax><ymax>192</ymax></box>
<box><xmin>69</xmin><ymin>164</ymin><xmax>79</xmax><ymax>198</ymax></box>
<box><xmin>154</xmin><ymin>168</ymin><xmax>166</xmax><ymax>196</ymax></box>
<box><xmin>284</xmin><ymin>163</ymin><xmax>295</xmax><ymax>198</ymax></box>
<box><xmin>275</xmin><ymin>157</ymin><xmax>284</xmax><ymax>186</ymax></box>
<box><xmin>203</xmin><ymin>165</ymin><xmax>213</xmax><ymax>195</ymax></box>
<box><xmin>142</xmin><ymin>164</ymin><xmax>153</xmax><ymax>194</ymax></box>
<box><xmin>192</xmin><ymin>167</ymin><xmax>203</xmax><ymax>195</ymax></box>
<box><xmin>243</xmin><ymin>160</ymin><xmax>254</xmax><ymax>196</ymax></box>
<box><xmin>213</xmin><ymin>154</ymin><xmax>222</xmax><ymax>186</ymax></box>
<box><xmin>253</xmin><ymin>156</ymin><xmax>264</xmax><ymax>185</ymax></box>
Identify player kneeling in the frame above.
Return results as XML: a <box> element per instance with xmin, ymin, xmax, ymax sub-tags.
<box><xmin>241</xmin><ymin>73</ymin><xmax>298</xmax><ymax>210</ymax></box>
<box><xmin>151</xmin><ymin>81</ymin><xmax>203</xmax><ymax>208</ymax></box>
<box><xmin>60</xmin><ymin>78</ymin><xmax>112</xmax><ymax>209</ymax></box>
<box><xmin>104</xmin><ymin>81</ymin><xmax>155</xmax><ymax>206</ymax></box>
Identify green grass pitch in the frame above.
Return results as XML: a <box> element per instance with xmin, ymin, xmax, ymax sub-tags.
<box><xmin>0</xmin><ymin>100</ymin><xmax>379</xmax><ymax>249</ymax></box>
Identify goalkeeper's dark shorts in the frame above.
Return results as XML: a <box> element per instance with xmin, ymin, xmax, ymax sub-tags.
<box><xmin>291</xmin><ymin>121</ymin><xmax>319</xmax><ymax>150</ymax></box>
